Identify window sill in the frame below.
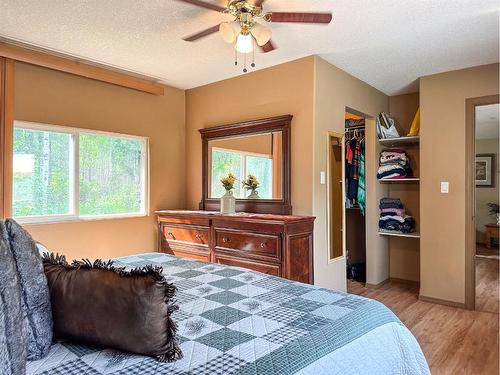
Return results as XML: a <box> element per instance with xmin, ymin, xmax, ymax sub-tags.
<box><xmin>15</xmin><ymin>213</ymin><xmax>148</xmax><ymax>225</ymax></box>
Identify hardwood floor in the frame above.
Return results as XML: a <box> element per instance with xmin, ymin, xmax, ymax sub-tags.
<box><xmin>348</xmin><ymin>280</ymin><xmax>499</xmax><ymax>375</ymax></box>
<box><xmin>476</xmin><ymin>256</ymin><xmax>499</xmax><ymax>314</ymax></box>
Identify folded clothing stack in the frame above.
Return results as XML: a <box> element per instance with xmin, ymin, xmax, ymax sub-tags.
<box><xmin>377</xmin><ymin>149</ymin><xmax>413</xmax><ymax>180</ymax></box>
<box><xmin>379</xmin><ymin>198</ymin><xmax>416</xmax><ymax>233</ymax></box>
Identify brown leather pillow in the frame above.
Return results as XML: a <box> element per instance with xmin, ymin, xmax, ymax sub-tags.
<box><xmin>42</xmin><ymin>253</ymin><xmax>182</xmax><ymax>362</ymax></box>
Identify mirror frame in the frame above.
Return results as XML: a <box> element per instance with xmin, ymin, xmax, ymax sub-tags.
<box><xmin>199</xmin><ymin>115</ymin><xmax>292</xmax><ymax>215</ymax></box>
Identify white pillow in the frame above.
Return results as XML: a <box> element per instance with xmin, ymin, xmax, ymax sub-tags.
<box><xmin>35</xmin><ymin>242</ymin><xmax>51</xmax><ymax>257</ymax></box>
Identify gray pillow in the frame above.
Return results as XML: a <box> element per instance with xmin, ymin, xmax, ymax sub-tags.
<box><xmin>0</xmin><ymin>221</ymin><xmax>27</xmax><ymax>375</ymax></box>
<box><xmin>6</xmin><ymin>219</ymin><xmax>53</xmax><ymax>360</ymax></box>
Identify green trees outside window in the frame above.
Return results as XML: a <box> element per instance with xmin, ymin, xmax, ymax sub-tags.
<box><xmin>12</xmin><ymin>122</ymin><xmax>147</xmax><ymax>221</ymax></box>
<box><xmin>13</xmin><ymin>128</ymin><xmax>71</xmax><ymax>217</ymax></box>
<box><xmin>210</xmin><ymin>148</ymin><xmax>272</xmax><ymax>199</ymax></box>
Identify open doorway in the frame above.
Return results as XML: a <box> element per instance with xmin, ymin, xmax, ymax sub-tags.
<box><xmin>344</xmin><ymin>111</ymin><xmax>366</xmax><ymax>283</ymax></box>
<box><xmin>327</xmin><ymin>109</ymin><xmax>368</xmax><ymax>286</ymax></box>
<box><xmin>466</xmin><ymin>95</ymin><xmax>500</xmax><ymax>311</ymax></box>
<box><xmin>474</xmin><ymin>103</ymin><xmax>499</xmax><ymax>313</ymax></box>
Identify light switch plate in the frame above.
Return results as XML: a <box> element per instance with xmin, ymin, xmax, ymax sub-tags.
<box><xmin>320</xmin><ymin>171</ymin><xmax>326</xmax><ymax>185</ymax></box>
<box><xmin>440</xmin><ymin>181</ymin><xmax>449</xmax><ymax>193</ymax></box>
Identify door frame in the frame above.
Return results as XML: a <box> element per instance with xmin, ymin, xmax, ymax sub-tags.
<box><xmin>326</xmin><ymin>131</ymin><xmax>346</xmax><ymax>264</ymax></box>
<box><xmin>0</xmin><ymin>57</ymin><xmax>14</xmax><ymax>219</ymax></box>
<box><xmin>465</xmin><ymin>94</ymin><xmax>499</xmax><ymax>310</ymax></box>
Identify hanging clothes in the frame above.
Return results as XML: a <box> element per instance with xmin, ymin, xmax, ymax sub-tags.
<box><xmin>357</xmin><ymin>139</ymin><xmax>366</xmax><ymax>215</ymax></box>
<box><xmin>344</xmin><ymin>138</ymin><xmax>353</xmax><ymax>208</ymax></box>
<box><xmin>346</xmin><ymin>138</ymin><xmax>359</xmax><ymax>202</ymax></box>
<box><xmin>344</xmin><ymin>129</ymin><xmax>366</xmax><ymax>215</ymax></box>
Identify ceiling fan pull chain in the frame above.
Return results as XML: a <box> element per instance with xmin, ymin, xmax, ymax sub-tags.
<box><xmin>243</xmin><ymin>52</ymin><xmax>247</xmax><ymax>73</ymax></box>
<box><xmin>251</xmin><ymin>38</ymin><xmax>256</xmax><ymax>68</ymax></box>
<box><xmin>235</xmin><ymin>49</ymin><xmax>238</xmax><ymax>66</ymax></box>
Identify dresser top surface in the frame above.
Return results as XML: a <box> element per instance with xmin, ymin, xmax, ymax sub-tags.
<box><xmin>155</xmin><ymin>210</ymin><xmax>315</xmax><ymax>223</ymax></box>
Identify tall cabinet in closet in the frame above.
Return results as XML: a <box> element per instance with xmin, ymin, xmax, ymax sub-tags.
<box><xmin>378</xmin><ymin>93</ymin><xmax>421</xmax><ymax>284</ymax></box>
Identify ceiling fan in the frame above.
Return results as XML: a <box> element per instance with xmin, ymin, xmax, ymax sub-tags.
<box><xmin>176</xmin><ymin>0</ymin><xmax>333</xmax><ymax>72</ymax></box>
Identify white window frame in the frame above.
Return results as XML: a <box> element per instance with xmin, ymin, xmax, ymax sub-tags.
<box><xmin>13</xmin><ymin>120</ymin><xmax>150</xmax><ymax>224</ymax></box>
<box><xmin>211</xmin><ymin>147</ymin><xmax>273</xmax><ymax>198</ymax></box>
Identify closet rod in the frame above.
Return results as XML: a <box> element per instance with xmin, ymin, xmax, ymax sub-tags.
<box><xmin>345</xmin><ymin>125</ymin><xmax>365</xmax><ymax>131</ymax></box>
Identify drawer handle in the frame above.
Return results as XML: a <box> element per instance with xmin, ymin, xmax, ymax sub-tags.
<box><xmin>222</xmin><ymin>237</ymin><xmax>231</xmax><ymax>243</ymax></box>
<box><xmin>260</xmin><ymin>242</ymin><xmax>267</xmax><ymax>248</ymax></box>
<box><xmin>167</xmin><ymin>231</ymin><xmax>175</xmax><ymax>239</ymax></box>
<box><xmin>195</xmin><ymin>234</ymin><xmax>202</xmax><ymax>240</ymax></box>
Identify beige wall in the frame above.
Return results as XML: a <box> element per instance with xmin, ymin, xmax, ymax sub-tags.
<box><xmin>313</xmin><ymin>57</ymin><xmax>389</xmax><ymax>289</ymax></box>
<box><xmin>185</xmin><ymin>57</ymin><xmax>315</xmax><ymax>215</ymax></box>
<box><xmin>420</xmin><ymin>63</ymin><xmax>499</xmax><ymax>304</ymax></box>
<box><xmin>14</xmin><ymin>62</ymin><xmax>186</xmax><ymax>261</ymax></box>
<box><xmin>475</xmin><ymin>138</ymin><xmax>499</xmax><ymax>243</ymax></box>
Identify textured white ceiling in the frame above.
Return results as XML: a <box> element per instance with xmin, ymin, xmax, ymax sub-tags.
<box><xmin>476</xmin><ymin>104</ymin><xmax>499</xmax><ymax>140</ymax></box>
<box><xmin>0</xmin><ymin>0</ymin><xmax>498</xmax><ymax>94</ymax></box>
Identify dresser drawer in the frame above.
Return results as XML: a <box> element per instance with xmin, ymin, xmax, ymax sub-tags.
<box><xmin>214</xmin><ymin>254</ymin><xmax>280</xmax><ymax>277</ymax></box>
<box><xmin>162</xmin><ymin>224</ymin><xmax>209</xmax><ymax>247</ymax></box>
<box><xmin>214</xmin><ymin>229</ymin><xmax>280</xmax><ymax>260</ymax></box>
<box><xmin>161</xmin><ymin>245</ymin><xmax>210</xmax><ymax>262</ymax></box>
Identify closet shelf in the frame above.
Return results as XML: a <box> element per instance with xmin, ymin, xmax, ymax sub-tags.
<box><xmin>378</xmin><ymin>230</ymin><xmax>421</xmax><ymax>239</ymax></box>
<box><xmin>378</xmin><ymin>136</ymin><xmax>419</xmax><ymax>147</ymax></box>
<box><xmin>378</xmin><ymin>178</ymin><xmax>420</xmax><ymax>183</ymax></box>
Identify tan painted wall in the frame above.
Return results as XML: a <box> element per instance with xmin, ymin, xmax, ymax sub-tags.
<box><xmin>313</xmin><ymin>57</ymin><xmax>389</xmax><ymax>289</ymax></box>
<box><xmin>14</xmin><ymin>62</ymin><xmax>186</xmax><ymax>261</ymax></box>
<box><xmin>185</xmin><ymin>57</ymin><xmax>315</xmax><ymax>215</ymax></box>
<box><xmin>420</xmin><ymin>63</ymin><xmax>499</xmax><ymax>304</ymax></box>
<box><xmin>475</xmin><ymin>138</ymin><xmax>499</xmax><ymax>243</ymax></box>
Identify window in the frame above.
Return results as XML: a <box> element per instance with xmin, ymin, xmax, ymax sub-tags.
<box><xmin>12</xmin><ymin>121</ymin><xmax>148</xmax><ymax>223</ymax></box>
<box><xmin>210</xmin><ymin>147</ymin><xmax>272</xmax><ymax>199</ymax></box>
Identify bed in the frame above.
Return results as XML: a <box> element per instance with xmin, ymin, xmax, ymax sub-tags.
<box><xmin>27</xmin><ymin>252</ymin><xmax>430</xmax><ymax>375</ymax></box>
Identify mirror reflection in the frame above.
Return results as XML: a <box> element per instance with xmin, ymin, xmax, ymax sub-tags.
<box><xmin>208</xmin><ymin>132</ymin><xmax>283</xmax><ymax>199</ymax></box>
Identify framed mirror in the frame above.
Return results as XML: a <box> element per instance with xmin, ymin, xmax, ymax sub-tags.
<box><xmin>199</xmin><ymin>115</ymin><xmax>292</xmax><ymax>215</ymax></box>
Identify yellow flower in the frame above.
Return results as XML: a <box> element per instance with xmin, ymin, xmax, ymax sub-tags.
<box><xmin>221</xmin><ymin>173</ymin><xmax>237</xmax><ymax>190</ymax></box>
<box><xmin>242</xmin><ymin>175</ymin><xmax>259</xmax><ymax>190</ymax></box>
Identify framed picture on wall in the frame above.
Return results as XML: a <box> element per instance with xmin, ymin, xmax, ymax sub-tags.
<box><xmin>476</xmin><ymin>154</ymin><xmax>495</xmax><ymax>187</ymax></box>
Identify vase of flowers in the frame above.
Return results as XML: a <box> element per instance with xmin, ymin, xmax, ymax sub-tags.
<box><xmin>488</xmin><ymin>203</ymin><xmax>500</xmax><ymax>225</ymax></box>
<box><xmin>220</xmin><ymin>173</ymin><xmax>237</xmax><ymax>214</ymax></box>
<box><xmin>242</xmin><ymin>175</ymin><xmax>260</xmax><ymax>199</ymax></box>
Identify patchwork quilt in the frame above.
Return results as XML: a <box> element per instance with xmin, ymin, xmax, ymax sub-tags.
<box><xmin>27</xmin><ymin>253</ymin><xmax>430</xmax><ymax>375</ymax></box>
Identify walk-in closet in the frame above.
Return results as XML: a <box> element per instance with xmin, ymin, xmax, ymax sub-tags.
<box><xmin>344</xmin><ymin>111</ymin><xmax>366</xmax><ymax>282</ymax></box>
<box><xmin>339</xmin><ymin>95</ymin><xmax>421</xmax><ymax>291</ymax></box>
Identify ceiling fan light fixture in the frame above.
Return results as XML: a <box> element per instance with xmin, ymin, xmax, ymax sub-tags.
<box><xmin>177</xmin><ymin>0</ymin><xmax>332</xmax><ymax>73</ymax></box>
<box><xmin>235</xmin><ymin>32</ymin><xmax>254</xmax><ymax>53</ymax></box>
<box><xmin>251</xmin><ymin>24</ymin><xmax>272</xmax><ymax>46</ymax></box>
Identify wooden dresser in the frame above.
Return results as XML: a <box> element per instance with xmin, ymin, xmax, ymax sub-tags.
<box><xmin>156</xmin><ymin>210</ymin><xmax>315</xmax><ymax>284</ymax></box>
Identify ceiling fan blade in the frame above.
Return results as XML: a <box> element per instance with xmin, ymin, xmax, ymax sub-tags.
<box><xmin>268</xmin><ymin>12</ymin><xmax>333</xmax><ymax>24</ymax></box>
<box><xmin>175</xmin><ymin>0</ymin><xmax>226</xmax><ymax>12</ymax></box>
<box><xmin>183</xmin><ymin>24</ymin><xmax>221</xmax><ymax>42</ymax></box>
<box><xmin>260</xmin><ymin>39</ymin><xmax>276</xmax><ymax>53</ymax></box>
